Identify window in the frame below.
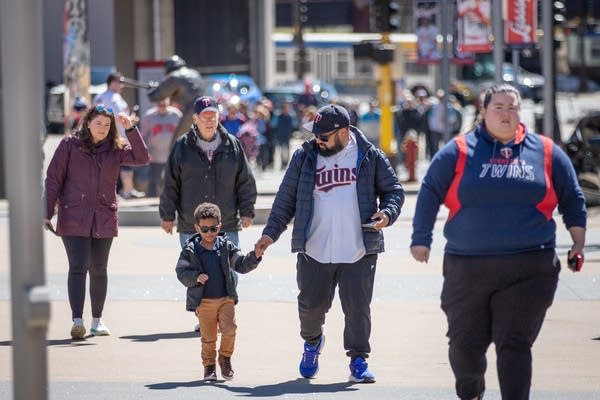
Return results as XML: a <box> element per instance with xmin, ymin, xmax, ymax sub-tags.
<box><xmin>276</xmin><ymin>50</ymin><xmax>288</xmax><ymax>73</ymax></box>
<box><xmin>337</xmin><ymin>50</ymin><xmax>349</xmax><ymax>75</ymax></box>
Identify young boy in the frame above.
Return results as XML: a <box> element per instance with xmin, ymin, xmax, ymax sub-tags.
<box><xmin>176</xmin><ymin>202</ymin><xmax>261</xmax><ymax>381</ymax></box>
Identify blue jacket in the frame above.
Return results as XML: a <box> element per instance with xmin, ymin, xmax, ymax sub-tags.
<box><xmin>411</xmin><ymin>123</ymin><xmax>587</xmax><ymax>255</ymax></box>
<box><xmin>175</xmin><ymin>234</ymin><xmax>261</xmax><ymax>311</ymax></box>
<box><xmin>262</xmin><ymin>127</ymin><xmax>404</xmax><ymax>254</ymax></box>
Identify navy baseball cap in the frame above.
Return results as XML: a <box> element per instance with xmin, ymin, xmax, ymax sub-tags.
<box><xmin>302</xmin><ymin>104</ymin><xmax>350</xmax><ymax>135</ymax></box>
<box><xmin>194</xmin><ymin>96</ymin><xmax>219</xmax><ymax>114</ymax></box>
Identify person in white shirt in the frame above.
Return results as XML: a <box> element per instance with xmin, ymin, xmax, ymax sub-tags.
<box><xmin>254</xmin><ymin>104</ymin><xmax>404</xmax><ymax>384</ymax></box>
<box><xmin>94</xmin><ymin>72</ymin><xmax>145</xmax><ymax>199</ymax></box>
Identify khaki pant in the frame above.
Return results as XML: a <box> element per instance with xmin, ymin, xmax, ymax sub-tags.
<box><xmin>195</xmin><ymin>297</ymin><xmax>237</xmax><ymax>367</ymax></box>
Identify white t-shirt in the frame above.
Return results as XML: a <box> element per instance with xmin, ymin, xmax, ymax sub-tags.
<box><xmin>305</xmin><ymin>132</ymin><xmax>365</xmax><ymax>263</ymax></box>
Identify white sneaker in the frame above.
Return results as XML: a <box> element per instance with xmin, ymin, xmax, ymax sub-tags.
<box><xmin>70</xmin><ymin>318</ymin><xmax>86</xmax><ymax>340</ymax></box>
<box><xmin>90</xmin><ymin>318</ymin><xmax>110</xmax><ymax>336</ymax></box>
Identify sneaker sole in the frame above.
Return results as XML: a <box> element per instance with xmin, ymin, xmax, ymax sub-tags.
<box><xmin>90</xmin><ymin>329</ymin><xmax>110</xmax><ymax>336</ymax></box>
<box><xmin>70</xmin><ymin>325</ymin><xmax>86</xmax><ymax>340</ymax></box>
<box><xmin>203</xmin><ymin>376</ymin><xmax>217</xmax><ymax>382</ymax></box>
<box><xmin>348</xmin><ymin>374</ymin><xmax>376</xmax><ymax>384</ymax></box>
<box><xmin>221</xmin><ymin>374</ymin><xmax>234</xmax><ymax>381</ymax></box>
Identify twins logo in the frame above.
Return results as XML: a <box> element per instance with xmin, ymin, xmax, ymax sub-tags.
<box><xmin>315</xmin><ymin>165</ymin><xmax>357</xmax><ymax>192</ymax></box>
<box><xmin>314</xmin><ymin>113</ymin><xmax>322</xmax><ymax>123</ymax></box>
<box><xmin>500</xmin><ymin>147</ymin><xmax>513</xmax><ymax>159</ymax></box>
<box><xmin>201</xmin><ymin>98</ymin><xmax>212</xmax><ymax>107</ymax></box>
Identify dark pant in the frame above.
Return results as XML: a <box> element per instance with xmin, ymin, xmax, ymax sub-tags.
<box><xmin>441</xmin><ymin>250</ymin><xmax>560</xmax><ymax>400</ymax></box>
<box><xmin>62</xmin><ymin>236</ymin><xmax>113</xmax><ymax>319</ymax></box>
<box><xmin>147</xmin><ymin>162</ymin><xmax>165</xmax><ymax>197</ymax></box>
<box><xmin>296</xmin><ymin>253</ymin><xmax>377</xmax><ymax>360</ymax></box>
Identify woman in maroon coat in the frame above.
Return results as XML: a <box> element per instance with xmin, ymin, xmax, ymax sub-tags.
<box><xmin>44</xmin><ymin>105</ymin><xmax>149</xmax><ymax>339</ymax></box>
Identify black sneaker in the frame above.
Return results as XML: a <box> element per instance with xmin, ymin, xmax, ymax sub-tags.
<box><xmin>218</xmin><ymin>355</ymin><xmax>234</xmax><ymax>380</ymax></box>
<box><xmin>203</xmin><ymin>365</ymin><xmax>217</xmax><ymax>381</ymax></box>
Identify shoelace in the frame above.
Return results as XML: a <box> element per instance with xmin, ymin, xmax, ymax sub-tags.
<box><xmin>351</xmin><ymin>359</ymin><xmax>368</xmax><ymax>375</ymax></box>
<box><xmin>221</xmin><ymin>357</ymin><xmax>232</xmax><ymax>370</ymax></box>
<box><xmin>303</xmin><ymin>344</ymin><xmax>320</xmax><ymax>364</ymax></box>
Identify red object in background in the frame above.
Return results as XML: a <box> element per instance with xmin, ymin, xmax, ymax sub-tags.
<box><xmin>505</xmin><ymin>0</ymin><xmax>537</xmax><ymax>46</ymax></box>
<box><xmin>403</xmin><ymin>134</ymin><xmax>418</xmax><ymax>182</ymax></box>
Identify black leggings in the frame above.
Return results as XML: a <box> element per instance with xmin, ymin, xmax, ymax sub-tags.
<box><xmin>441</xmin><ymin>249</ymin><xmax>559</xmax><ymax>400</ymax></box>
<box><xmin>62</xmin><ymin>236</ymin><xmax>113</xmax><ymax>319</ymax></box>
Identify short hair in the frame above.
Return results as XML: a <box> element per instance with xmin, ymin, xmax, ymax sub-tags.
<box><xmin>107</xmin><ymin>72</ymin><xmax>123</xmax><ymax>86</ymax></box>
<box><xmin>482</xmin><ymin>84</ymin><xmax>521</xmax><ymax>109</ymax></box>
<box><xmin>193</xmin><ymin>203</ymin><xmax>221</xmax><ymax>223</ymax></box>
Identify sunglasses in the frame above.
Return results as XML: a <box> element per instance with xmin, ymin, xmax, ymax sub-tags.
<box><xmin>315</xmin><ymin>129</ymin><xmax>340</xmax><ymax>142</ymax></box>
<box><xmin>95</xmin><ymin>105</ymin><xmax>113</xmax><ymax>114</ymax></box>
<box><xmin>198</xmin><ymin>225</ymin><xmax>219</xmax><ymax>233</ymax></box>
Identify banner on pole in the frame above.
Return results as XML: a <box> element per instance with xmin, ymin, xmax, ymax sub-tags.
<box><xmin>415</xmin><ymin>0</ymin><xmax>441</xmax><ymax>64</ymax></box>
<box><xmin>504</xmin><ymin>0</ymin><xmax>537</xmax><ymax>47</ymax></box>
<box><xmin>456</xmin><ymin>0</ymin><xmax>492</xmax><ymax>53</ymax></box>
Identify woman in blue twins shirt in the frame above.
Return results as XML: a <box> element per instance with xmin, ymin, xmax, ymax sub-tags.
<box><xmin>410</xmin><ymin>84</ymin><xmax>586</xmax><ymax>400</ymax></box>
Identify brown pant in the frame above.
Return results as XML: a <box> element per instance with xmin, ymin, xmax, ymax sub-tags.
<box><xmin>195</xmin><ymin>297</ymin><xmax>237</xmax><ymax>367</ymax></box>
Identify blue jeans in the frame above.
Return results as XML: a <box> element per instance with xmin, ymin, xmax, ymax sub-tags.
<box><xmin>179</xmin><ymin>230</ymin><xmax>240</xmax><ymax>249</ymax></box>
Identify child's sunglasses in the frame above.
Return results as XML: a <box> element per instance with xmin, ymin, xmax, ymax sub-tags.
<box><xmin>199</xmin><ymin>225</ymin><xmax>219</xmax><ymax>233</ymax></box>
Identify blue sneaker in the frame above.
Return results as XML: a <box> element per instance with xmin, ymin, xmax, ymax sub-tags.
<box><xmin>349</xmin><ymin>357</ymin><xmax>375</xmax><ymax>383</ymax></box>
<box><xmin>299</xmin><ymin>335</ymin><xmax>325</xmax><ymax>378</ymax></box>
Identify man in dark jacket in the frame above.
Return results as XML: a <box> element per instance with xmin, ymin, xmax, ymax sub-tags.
<box><xmin>159</xmin><ymin>95</ymin><xmax>257</xmax><ymax>250</ymax></box>
<box><xmin>254</xmin><ymin>104</ymin><xmax>404</xmax><ymax>384</ymax></box>
<box><xmin>148</xmin><ymin>55</ymin><xmax>204</xmax><ymax>142</ymax></box>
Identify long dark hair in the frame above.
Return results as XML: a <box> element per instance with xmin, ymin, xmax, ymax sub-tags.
<box><xmin>75</xmin><ymin>105</ymin><xmax>124</xmax><ymax>152</ymax></box>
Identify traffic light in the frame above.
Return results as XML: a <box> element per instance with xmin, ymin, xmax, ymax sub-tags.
<box><xmin>372</xmin><ymin>0</ymin><xmax>400</xmax><ymax>32</ymax></box>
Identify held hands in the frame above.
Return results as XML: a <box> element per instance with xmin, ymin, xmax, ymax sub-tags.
<box><xmin>196</xmin><ymin>273</ymin><xmax>208</xmax><ymax>285</ymax></box>
<box><xmin>410</xmin><ymin>245</ymin><xmax>430</xmax><ymax>263</ymax></box>
<box><xmin>254</xmin><ymin>235</ymin><xmax>273</xmax><ymax>258</ymax></box>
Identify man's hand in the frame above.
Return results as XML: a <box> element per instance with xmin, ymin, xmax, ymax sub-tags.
<box><xmin>369</xmin><ymin>211</ymin><xmax>390</xmax><ymax>230</ymax></box>
<box><xmin>410</xmin><ymin>245</ymin><xmax>430</xmax><ymax>263</ymax></box>
<box><xmin>161</xmin><ymin>220</ymin><xmax>174</xmax><ymax>234</ymax></box>
<box><xmin>241</xmin><ymin>216</ymin><xmax>253</xmax><ymax>228</ymax></box>
<box><xmin>254</xmin><ymin>235</ymin><xmax>274</xmax><ymax>258</ymax></box>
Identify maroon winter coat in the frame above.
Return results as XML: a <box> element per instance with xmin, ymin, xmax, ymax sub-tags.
<box><xmin>44</xmin><ymin>128</ymin><xmax>149</xmax><ymax>237</ymax></box>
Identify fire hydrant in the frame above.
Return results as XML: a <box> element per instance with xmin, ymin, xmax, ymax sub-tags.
<box><xmin>402</xmin><ymin>131</ymin><xmax>418</xmax><ymax>182</ymax></box>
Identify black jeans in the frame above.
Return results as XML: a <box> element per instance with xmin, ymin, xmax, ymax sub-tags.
<box><xmin>147</xmin><ymin>162</ymin><xmax>165</xmax><ymax>197</ymax></box>
<box><xmin>296</xmin><ymin>253</ymin><xmax>377</xmax><ymax>360</ymax></box>
<box><xmin>441</xmin><ymin>249</ymin><xmax>560</xmax><ymax>400</ymax></box>
<box><xmin>62</xmin><ymin>236</ymin><xmax>113</xmax><ymax>319</ymax></box>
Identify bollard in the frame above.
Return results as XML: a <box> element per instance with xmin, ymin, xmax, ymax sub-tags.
<box><xmin>402</xmin><ymin>131</ymin><xmax>418</xmax><ymax>182</ymax></box>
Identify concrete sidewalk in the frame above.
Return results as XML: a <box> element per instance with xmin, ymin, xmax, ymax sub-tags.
<box><xmin>1</xmin><ymin>222</ymin><xmax>600</xmax><ymax>399</ymax></box>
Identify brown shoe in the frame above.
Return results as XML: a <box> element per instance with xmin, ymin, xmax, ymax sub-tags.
<box><xmin>218</xmin><ymin>355</ymin><xmax>234</xmax><ymax>380</ymax></box>
<box><xmin>203</xmin><ymin>365</ymin><xmax>217</xmax><ymax>381</ymax></box>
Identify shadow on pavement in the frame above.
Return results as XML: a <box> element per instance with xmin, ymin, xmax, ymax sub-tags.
<box><xmin>0</xmin><ymin>338</ymin><xmax>97</xmax><ymax>347</ymax></box>
<box><xmin>146</xmin><ymin>378</ymin><xmax>358</xmax><ymax>395</ymax></box>
<box><xmin>120</xmin><ymin>331</ymin><xmax>198</xmax><ymax>342</ymax></box>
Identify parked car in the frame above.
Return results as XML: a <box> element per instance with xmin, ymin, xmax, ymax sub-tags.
<box><xmin>461</xmin><ymin>63</ymin><xmax>544</xmax><ymax>103</ymax></box>
<box><xmin>46</xmin><ymin>83</ymin><xmax>106</xmax><ymax>134</ymax></box>
<box><xmin>204</xmin><ymin>74</ymin><xmax>262</xmax><ymax>106</ymax></box>
<box><xmin>564</xmin><ymin>111</ymin><xmax>600</xmax><ymax>206</ymax></box>
<box><xmin>263</xmin><ymin>79</ymin><xmax>339</xmax><ymax>110</ymax></box>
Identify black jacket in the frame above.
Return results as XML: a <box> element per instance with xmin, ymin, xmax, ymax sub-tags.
<box><xmin>175</xmin><ymin>234</ymin><xmax>261</xmax><ymax>311</ymax></box>
<box><xmin>159</xmin><ymin>124</ymin><xmax>257</xmax><ymax>233</ymax></box>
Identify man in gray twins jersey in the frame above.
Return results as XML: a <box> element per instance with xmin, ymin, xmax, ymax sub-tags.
<box><xmin>254</xmin><ymin>104</ymin><xmax>404</xmax><ymax>383</ymax></box>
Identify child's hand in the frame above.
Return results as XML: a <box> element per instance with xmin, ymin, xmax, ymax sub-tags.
<box><xmin>196</xmin><ymin>273</ymin><xmax>208</xmax><ymax>284</ymax></box>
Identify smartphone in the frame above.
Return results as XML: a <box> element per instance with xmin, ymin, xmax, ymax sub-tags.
<box><xmin>567</xmin><ymin>251</ymin><xmax>583</xmax><ymax>272</ymax></box>
<box><xmin>361</xmin><ymin>220</ymin><xmax>380</xmax><ymax>230</ymax></box>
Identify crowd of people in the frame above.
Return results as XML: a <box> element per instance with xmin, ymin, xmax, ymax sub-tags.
<box><xmin>46</xmin><ymin>72</ymin><xmax>588</xmax><ymax>398</ymax></box>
